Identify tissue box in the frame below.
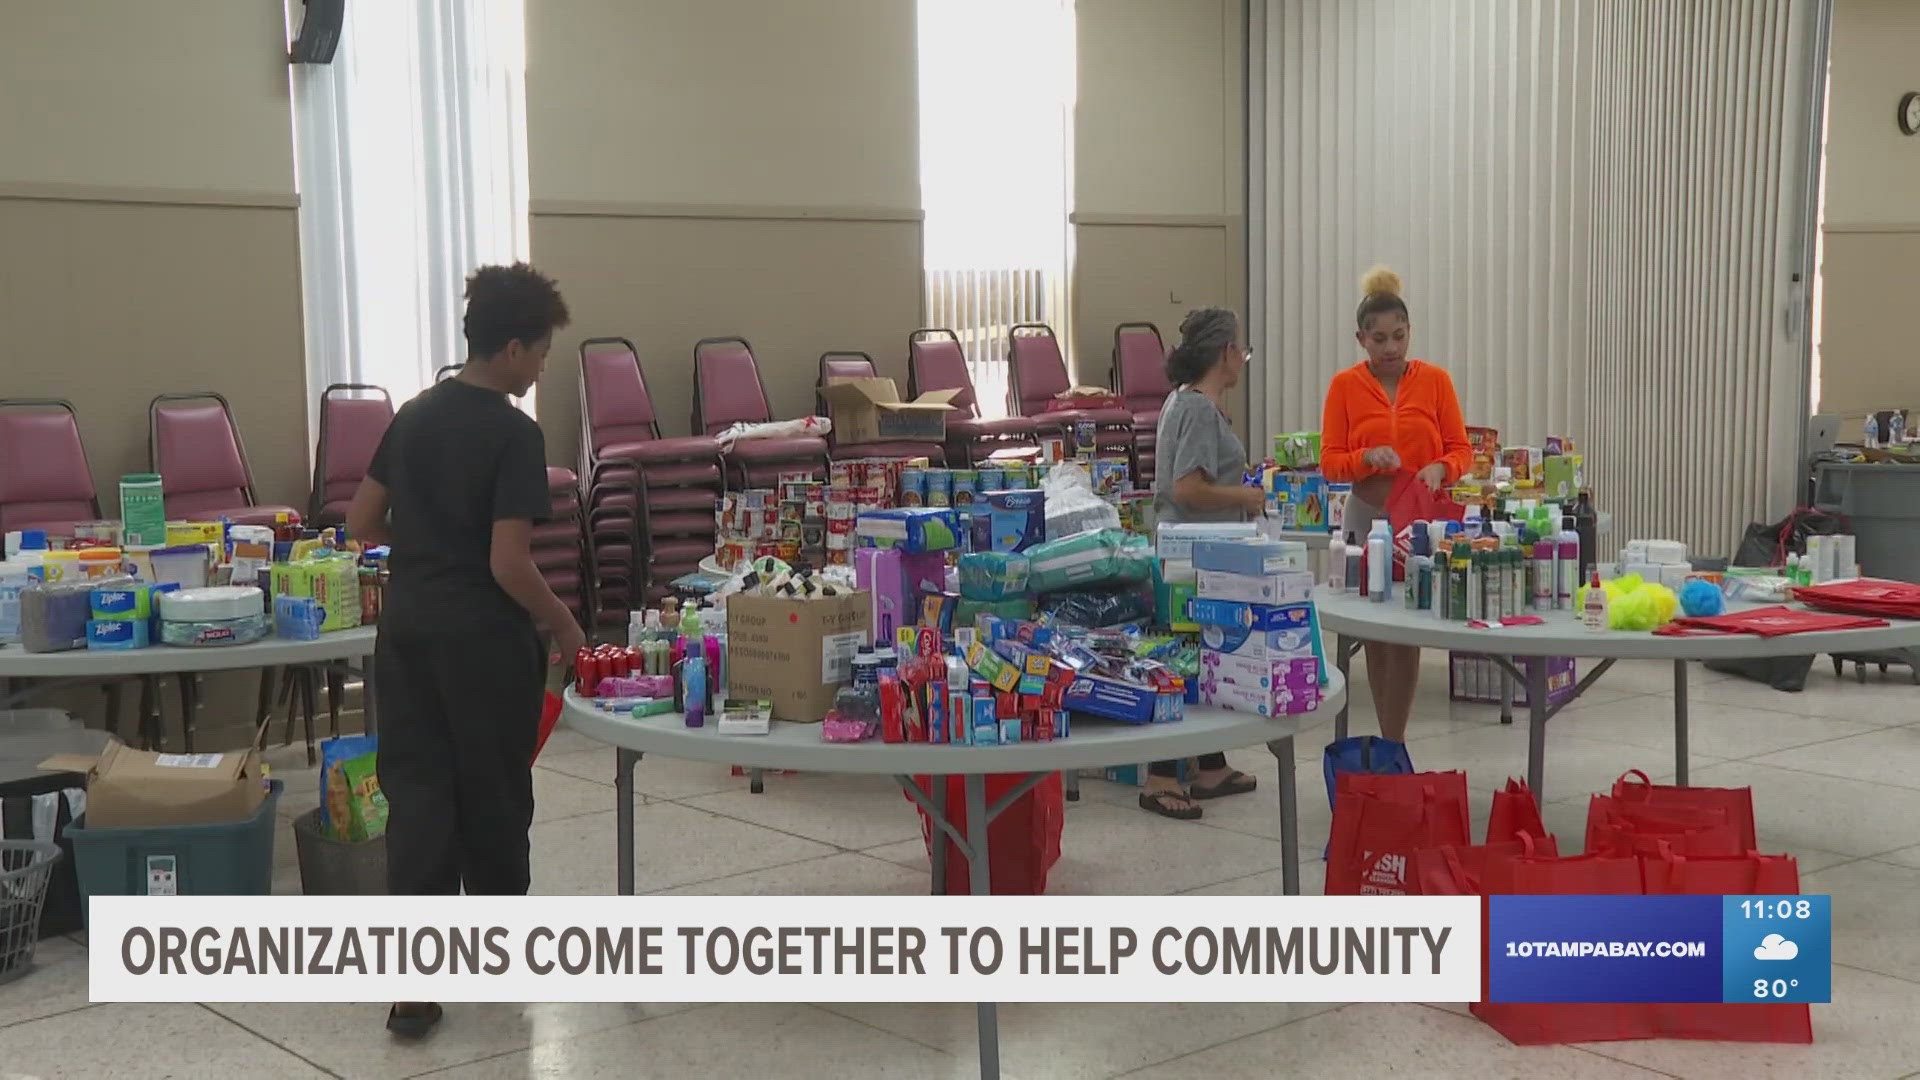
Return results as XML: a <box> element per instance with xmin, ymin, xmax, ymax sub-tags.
<box><xmin>1196</xmin><ymin>568</ymin><xmax>1314</xmax><ymax>605</ymax></box>
<box><xmin>1187</xmin><ymin>598</ymin><xmax>1323</xmax><ymax>670</ymax></box>
<box><xmin>856</xmin><ymin>507</ymin><xmax>961</xmax><ymax>553</ymax></box>
<box><xmin>1155</xmin><ymin>522</ymin><xmax>1258</xmax><ymax>561</ymax></box>
<box><xmin>1191</xmin><ymin>538</ymin><xmax>1306</xmax><ymax>577</ymax></box>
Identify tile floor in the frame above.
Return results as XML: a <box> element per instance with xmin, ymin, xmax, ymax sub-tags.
<box><xmin>5</xmin><ymin>652</ymin><xmax>1919</xmax><ymax>1079</ymax></box>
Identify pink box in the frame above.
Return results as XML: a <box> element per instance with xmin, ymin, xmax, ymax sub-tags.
<box><xmin>1199</xmin><ymin>674</ymin><xmax>1323</xmax><ymax>717</ymax></box>
<box><xmin>854</xmin><ymin>546</ymin><xmax>910</xmax><ymax>642</ymax></box>
<box><xmin>900</xmin><ymin>551</ymin><xmax>947</xmax><ymax>598</ymax></box>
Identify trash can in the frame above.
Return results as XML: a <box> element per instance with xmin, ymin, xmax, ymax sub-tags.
<box><xmin>67</xmin><ymin>780</ymin><xmax>281</xmax><ymax>912</ymax></box>
<box><xmin>0</xmin><ymin>840</ymin><xmax>62</xmax><ymax>984</ymax></box>
<box><xmin>292</xmin><ymin>807</ymin><xmax>387</xmax><ymax>895</ymax></box>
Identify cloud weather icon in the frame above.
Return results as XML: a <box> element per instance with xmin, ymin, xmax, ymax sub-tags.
<box><xmin>1754</xmin><ymin>934</ymin><xmax>1799</xmax><ymax>961</ymax></box>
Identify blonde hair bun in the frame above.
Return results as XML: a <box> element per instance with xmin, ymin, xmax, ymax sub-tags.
<box><xmin>1360</xmin><ymin>265</ymin><xmax>1402</xmax><ymax>300</ymax></box>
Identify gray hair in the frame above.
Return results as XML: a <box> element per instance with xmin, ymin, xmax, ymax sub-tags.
<box><xmin>1164</xmin><ymin>307</ymin><xmax>1240</xmax><ymax>386</ymax></box>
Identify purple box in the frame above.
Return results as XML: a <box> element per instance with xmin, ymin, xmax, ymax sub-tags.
<box><xmin>900</xmin><ymin>550</ymin><xmax>946</xmax><ymax>598</ymax></box>
<box><xmin>1200</xmin><ymin>651</ymin><xmax>1320</xmax><ymax>691</ymax></box>
<box><xmin>1199</xmin><ymin>677</ymin><xmax>1323</xmax><ymax>717</ymax></box>
<box><xmin>1447</xmin><ymin>653</ymin><xmax>1577</xmax><ymax>708</ymax></box>
<box><xmin>855</xmin><ymin>546</ymin><xmax>910</xmax><ymax>642</ymax></box>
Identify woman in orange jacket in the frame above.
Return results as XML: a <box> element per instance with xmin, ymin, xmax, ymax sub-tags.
<box><xmin>1320</xmin><ymin>267</ymin><xmax>1472</xmax><ymax>742</ymax></box>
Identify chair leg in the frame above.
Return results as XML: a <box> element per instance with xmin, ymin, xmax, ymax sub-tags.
<box><xmin>325</xmin><ymin>667</ymin><xmax>344</xmax><ymax>738</ymax></box>
<box><xmin>298</xmin><ymin>670</ymin><xmax>319</xmax><ymax>767</ymax></box>
<box><xmin>280</xmin><ymin>667</ymin><xmax>303</xmax><ymax>748</ymax></box>
<box><xmin>255</xmin><ymin>667</ymin><xmax>279</xmax><ymax>731</ymax></box>
<box><xmin>137</xmin><ymin>676</ymin><xmax>161</xmax><ymax>751</ymax></box>
<box><xmin>177</xmin><ymin>674</ymin><xmax>199</xmax><ymax>755</ymax></box>
<box><xmin>102</xmin><ymin>681</ymin><xmax>123</xmax><ymax>740</ymax></box>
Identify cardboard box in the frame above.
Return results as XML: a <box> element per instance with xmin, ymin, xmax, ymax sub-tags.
<box><xmin>820</xmin><ymin>377</ymin><xmax>963</xmax><ymax>444</ymax></box>
<box><xmin>1196</xmin><ymin>568</ymin><xmax>1315</xmax><ymax>605</ymax></box>
<box><xmin>1155</xmin><ymin>521</ymin><xmax>1259</xmax><ymax>561</ymax></box>
<box><xmin>39</xmin><ymin>742</ymin><xmax>266</xmax><ymax>828</ymax></box>
<box><xmin>726</xmin><ymin>591</ymin><xmax>871</xmax><ymax>722</ymax></box>
<box><xmin>1187</xmin><ymin>599</ymin><xmax>1323</xmax><ymax>671</ymax></box>
<box><xmin>1191</xmin><ymin>538</ymin><xmax>1306</xmax><ymax>577</ymax></box>
<box><xmin>1199</xmin><ymin>676</ymin><xmax>1323</xmax><ymax>717</ymax></box>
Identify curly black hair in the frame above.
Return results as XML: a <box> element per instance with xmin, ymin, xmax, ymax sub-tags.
<box><xmin>463</xmin><ymin>263</ymin><xmax>571</xmax><ymax>358</ymax></box>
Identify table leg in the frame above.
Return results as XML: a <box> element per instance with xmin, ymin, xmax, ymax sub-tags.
<box><xmin>1499</xmin><ymin>659</ymin><xmax>1514</xmax><ymax>726</ymax></box>
<box><xmin>1064</xmin><ymin>770</ymin><xmax>1080</xmax><ymax>802</ymax></box>
<box><xmin>1672</xmin><ymin>659</ymin><xmax>1689</xmax><ymax>787</ymax></box>
<box><xmin>963</xmin><ymin>774</ymin><xmax>1000</xmax><ymax>1080</ymax></box>
<box><xmin>749</xmin><ymin>768</ymin><xmax>765</xmax><ymax>794</ymax></box>
<box><xmin>1267</xmin><ymin>736</ymin><xmax>1300</xmax><ymax>896</ymax></box>
<box><xmin>1527</xmin><ymin>661</ymin><xmax>1549</xmax><ymax>803</ymax></box>
<box><xmin>616</xmin><ymin>748</ymin><xmax>641</xmax><ymax>896</ymax></box>
<box><xmin>928</xmin><ymin>775</ymin><xmax>948</xmax><ymax>895</ymax></box>
<box><xmin>1334</xmin><ymin>633</ymin><xmax>1352</xmax><ymax>742</ymax></box>
<box><xmin>361</xmin><ymin>653</ymin><xmax>379</xmax><ymax>737</ymax></box>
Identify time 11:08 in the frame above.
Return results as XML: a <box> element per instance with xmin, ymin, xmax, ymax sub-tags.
<box><xmin>1741</xmin><ymin>900</ymin><xmax>1813</xmax><ymax>919</ymax></box>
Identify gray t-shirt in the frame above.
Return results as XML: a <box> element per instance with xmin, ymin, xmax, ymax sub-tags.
<box><xmin>1152</xmin><ymin>388</ymin><xmax>1251</xmax><ymax>525</ymax></box>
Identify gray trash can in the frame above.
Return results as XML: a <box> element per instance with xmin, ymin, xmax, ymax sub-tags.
<box><xmin>292</xmin><ymin>808</ymin><xmax>387</xmax><ymax>895</ymax></box>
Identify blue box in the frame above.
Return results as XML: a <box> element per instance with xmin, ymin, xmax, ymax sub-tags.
<box><xmin>1063</xmin><ymin>674</ymin><xmax>1160</xmax><ymax>724</ymax></box>
<box><xmin>855</xmin><ymin>507</ymin><xmax>962</xmax><ymax>553</ymax></box>
<box><xmin>1191</xmin><ymin>538</ymin><xmax>1301</xmax><ymax>577</ymax></box>
<box><xmin>982</xmin><ymin>490</ymin><xmax>1046</xmax><ymax>553</ymax></box>
<box><xmin>1186</xmin><ymin>599</ymin><xmax>1328</xmax><ymax>682</ymax></box>
<box><xmin>86</xmin><ymin>619</ymin><xmax>149</xmax><ymax>650</ymax></box>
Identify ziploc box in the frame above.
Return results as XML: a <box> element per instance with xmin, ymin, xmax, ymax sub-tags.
<box><xmin>855</xmin><ymin>507</ymin><xmax>960</xmax><ymax>553</ymax></box>
<box><xmin>1186</xmin><ymin>598</ymin><xmax>1328</xmax><ymax>684</ymax></box>
<box><xmin>1156</xmin><ymin>521</ymin><xmax>1258</xmax><ymax>562</ymax></box>
<box><xmin>1196</xmin><ymin>568</ymin><xmax>1314</xmax><ymax>606</ymax></box>
<box><xmin>1191</xmin><ymin>538</ymin><xmax>1306</xmax><ymax>577</ymax></box>
<box><xmin>982</xmin><ymin>490</ymin><xmax>1045</xmax><ymax>553</ymax></box>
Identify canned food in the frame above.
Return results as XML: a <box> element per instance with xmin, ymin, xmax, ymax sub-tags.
<box><xmin>1039</xmin><ymin>435</ymin><xmax>1066</xmax><ymax>463</ymax></box>
<box><xmin>780</xmin><ymin>520</ymin><xmax>803</xmax><ymax>541</ymax></box>
<box><xmin>976</xmin><ymin>467</ymin><xmax>1004</xmax><ymax>493</ymax></box>
<box><xmin>950</xmin><ymin>469</ymin><xmax>979</xmax><ymax>507</ymax></box>
<box><xmin>778</xmin><ymin>470</ymin><xmax>815</xmax><ymax>487</ymax></box>
<box><xmin>779</xmin><ymin>498</ymin><xmax>805</xmax><ymax>524</ymax></box>
<box><xmin>829</xmin><ymin>461</ymin><xmax>854</xmax><ymax>489</ymax></box>
<box><xmin>718</xmin><ymin>539</ymin><xmax>749</xmax><ymax>569</ymax></box>
<box><xmin>754</xmin><ymin>540</ymin><xmax>784</xmax><ymax>561</ymax></box>
<box><xmin>898</xmin><ymin>467</ymin><xmax>926</xmax><ymax>506</ymax></box>
<box><xmin>801</xmin><ymin>521</ymin><xmax>826</xmax><ymax>547</ymax></box>
<box><xmin>1073</xmin><ymin>420</ymin><xmax>1098</xmax><ymax>457</ymax></box>
<box><xmin>776</xmin><ymin>540</ymin><xmax>801</xmax><ymax>564</ymax></box>
<box><xmin>826</xmin><ymin>546</ymin><xmax>850</xmax><ymax>566</ymax></box>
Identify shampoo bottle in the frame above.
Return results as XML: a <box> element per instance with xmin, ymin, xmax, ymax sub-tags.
<box><xmin>1582</xmin><ymin>571</ymin><xmax>1610</xmax><ymax>632</ymax></box>
<box><xmin>1327</xmin><ymin>536</ymin><xmax>1347</xmax><ymax>591</ymax></box>
<box><xmin>1346</xmin><ymin>532</ymin><xmax>1363</xmax><ymax>595</ymax></box>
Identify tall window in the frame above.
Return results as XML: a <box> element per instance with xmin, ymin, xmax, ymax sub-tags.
<box><xmin>290</xmin><ymin>0</ymin><xmax>531</xmax><ymax>427</ymax></box>
<box><xmin>917</xmin><ymin>0</ymin><xmax>1076</xmax><ymax>419</ymax></box>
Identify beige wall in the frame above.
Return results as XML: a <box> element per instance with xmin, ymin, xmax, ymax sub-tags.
<box><xmin>526</xmin><ymin>0</ymin><xmax>925</xmax><ymax>463</ymax></box>
<box><xmin>2</xmin><ymin>3</ymin><xmax>307</xmax><ymax>743</ymax></box>
<box><xmin>1073</xmin><ymin>0</ymin><xmax>1246</xmax><ymax>429</ymax></box>
<box><xmin>1818</xmin><ymin>0</ymin><xmax>1920</xmax><ymax>418</ymax></box>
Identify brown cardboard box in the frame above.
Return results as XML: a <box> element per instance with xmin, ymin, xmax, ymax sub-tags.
<box><xmin>726</xmin><ymin>590</ymin><xmax>871</xmax><ymax>721</ymax></box>
<box><xmin>820</xmin><ymin>377</ymin><xmax>962</xmax><ymax>445</ymax></box>
<box><xmin>39</xmin><ymin>742</ymin><xmax>267</xmax><ymax>828</ymax></box>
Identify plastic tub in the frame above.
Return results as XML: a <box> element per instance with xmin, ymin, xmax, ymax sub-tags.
<box><xmin>67</xmin><ymin>780</ymin><xmax>281</xmax><ymax>912</ymax></box>
<box><xmin>292</xmin><ymin>807</ymin><xmax>387</xmax><ymax>895</ymax></box>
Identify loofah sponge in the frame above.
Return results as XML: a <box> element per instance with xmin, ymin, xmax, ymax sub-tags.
<box><xmin>1679</xmin><ymin>577</ymin><xmax>1725</xmax><ymax>618</ymax></box>
<box><xmin>1576</xmin><ymin>574</ymin><xmax>1680</xmax><ymax>630</ymax></box>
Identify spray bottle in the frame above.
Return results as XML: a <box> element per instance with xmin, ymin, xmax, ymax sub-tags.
<box><xmin>1556</xmin><ymin>516</ymin><xmax>1580</xmax><ymax>614</ymax></box>
<box><xmin>1327</xmin><ymin>535</ymin><xmax>1347</xmax><ymax>591</ymax></box>
<box><xmin>1366</xmin><ymin>521</ymin><xmax>1391</xmax><ymax>603</ymax></box>
<box><xmin>1582</xmin><ymin>570</ymin><xmax>1610</xmax><ymax>632</ymax></box>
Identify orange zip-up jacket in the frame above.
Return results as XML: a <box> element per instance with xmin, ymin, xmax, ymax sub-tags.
<box><xmin>1320</xmin><ymin>359</ymin><xmax>1474</xmax><ymax>485</ymax></box>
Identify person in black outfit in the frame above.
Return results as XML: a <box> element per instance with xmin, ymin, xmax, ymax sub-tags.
<box><xmin>347</xmin><ymin>263</ymin><xmax>587</xmax><ymax>1037</ymax></box>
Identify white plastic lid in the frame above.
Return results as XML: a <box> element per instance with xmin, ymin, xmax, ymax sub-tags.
<box><xmin>160</xmin><ymin>585</ymin><xmax>266</xmax><ymax>622</ymax></box>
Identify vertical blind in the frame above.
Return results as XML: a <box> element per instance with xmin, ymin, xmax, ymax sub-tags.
<box><xmin>1248</xmin><ymin>0</ymin><xmax>1825</xmax><ymax>553</ymax></box>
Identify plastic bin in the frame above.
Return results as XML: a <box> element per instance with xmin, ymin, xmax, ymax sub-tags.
<box><xmin>67</xmin><ymin>780</ymin><xmax>281</xmax><ymax>911</ymax></box>
<box><xmin>0</xmin><ymin>840</ymin><xmax>62</xmax><ymax>984</ymax></box>
<box><xmin>292</xmin><ymin>807</ymin><xmax>387</xmax><ymax>895</ymax></box>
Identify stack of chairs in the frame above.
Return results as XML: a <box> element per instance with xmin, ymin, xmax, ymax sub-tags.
<box><xmin>1007</xmin><ymin>324</ymin><xmax>1138</xmax><ymax>476</ymax></box>
<box><xmin>308</xmin><ymin>384</ymin><xmax>394</xmax><ymax>528</ymax></box>
<box><xmin>693</xmin><ymin>337</ymin><xmax>829</xmax><ymax>489</ymax></box>
<box><xmin>577</xmin><ymin>338</ymin><xmax>724</xmax><ymax>619</ymax></box>
<box><xmin>1111</xmin><ymin>322</ymin><xmax>1172</xmax><ymax>487</ymax></box>
<box><xmin>537</xmin><ymin>467</ymin><xmax>589</xmax><ymax>629</ymax></box>
<box><xmin>906</xmin><ymin>329</ymin><xmax>1039</xmax><ymax>467</ymax></box>
<box><xmin>816</xmin><ymin>351</ymin><xmax>945</xmax><ymax>464</ymax></box>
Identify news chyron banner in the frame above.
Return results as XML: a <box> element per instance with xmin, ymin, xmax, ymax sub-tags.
<box><xmin>89</xmin><ymin>896</ymin><xmax>1478</xmax><ymax>1003</ymax></box>
<box><xmin>86</xmin><ymin>894</ymin><xmax>1829</xmax><ymax>1005</ymax></box>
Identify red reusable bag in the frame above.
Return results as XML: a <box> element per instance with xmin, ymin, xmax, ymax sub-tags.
<box><xmin>1641</xmin><ymin>845</ymin><xmax>1812</xmax><ymax>1043</ymax></box>
<box><xmin>1413</xmin><ymin>834</ymin><xmax>1560</xmax><ymax>896</ymax></box>
<box><xmin>1610</xmin><ymin>770</ymin><xmax>1756</xmax><ymax>851</ymax></box>
<box><xmin>909</xmin><ymin>773</ymin><xmax>1064</xmax><ymax>895</ymax></box>
<box><xmin>1473</xmin><ymin>849</ymin><xmax>1653</xmax><ymax>1045</ymax></box>
<box><xmin>1385</xmin><ymin>472</ymin><xmax>1467</xmax><ymax>533</ymax></box>
<box><xmin>533</xmin><ymin>691</ymin><xmax>563</xmax><ymax>764</ymax></box>
<box><xmin>1486</xmin><ymin>778</ymin><xmax>1549</xmax><ymax>844</ymax></box>
<box><xmin>1326</xmin><ymin>771</ymin><xmax>1471</xmax><ymax>895</ymax></box>
<box><xmin>1585</xmin><ymin>795</ymin><xmax>1745</xmax><ymax>859</ymax></box>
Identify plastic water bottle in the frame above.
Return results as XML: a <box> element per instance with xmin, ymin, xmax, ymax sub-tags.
<box><xmin>1864</xmin><ymin>414</ymin><xmax>1880</xmax><ymax>449</ymax></box>
<box><xmin>1892</xmin><ymin>411</ymin><xmax>1908</xmax><ymax>446</ymax></box>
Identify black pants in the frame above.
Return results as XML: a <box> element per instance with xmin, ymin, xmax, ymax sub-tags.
<box><xmin>1149</xmin><ymin>753</ymin><xmax>1227</xmax><ymax>780</ymax></box>
<box><xmin>375</xmin><ymin>620</ymin><xmax>545</xmax><ymax>896</ymax></box>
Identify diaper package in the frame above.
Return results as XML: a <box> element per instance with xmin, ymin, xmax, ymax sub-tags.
<box><xmin>957</xmin><ymin>551</ymin><xmax>1031</xmax><ymax>601</ymax></box>
<box><xmin>1025</xmin><ymin>530</ymin><xmax>1154</xmax><ymax>594</ymax></box>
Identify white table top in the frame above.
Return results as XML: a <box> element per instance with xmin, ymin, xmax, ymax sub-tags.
<box><xmin>0</xmin><ymin>625</ymin><xmax>377</xmax><ymax>677</ymax></box>
<box><xmin>1314</xmin><ymin>587</ymin><xmax>1920</xmax><ymax>660</ymax></box>
<box><xmin>562</xmin><ymin>670</ymin><xmax>1345</xmax><ymax>775</ymax></box>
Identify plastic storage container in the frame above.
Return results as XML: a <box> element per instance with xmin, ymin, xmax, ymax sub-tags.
<box><xmin>292</xmin><ymin>807</ymin><xmax>387</xmax><ymax>895</ymax></box>
<box><xmin>158</xmin><ymin>585</ymin><xmax>268</xmax><ymax>646</ymax></box>
<box><xmin>67</xmin><ymin>779</ymin><xmax>282</xmax><ymax>910</ymax></box>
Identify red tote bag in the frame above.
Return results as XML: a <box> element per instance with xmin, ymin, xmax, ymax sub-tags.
<box><xmin>1486</xmin><ymin>778</ymin><xmax>1549</xmax><ymax>845</ymax></box>
<box><xmin>1641</xmin><ymin>846</ymin><xmax>1812</xmax><ymax>1043</ymax></box>
<box><xmin>1413</xmin><ymin>834</ymin><xmax>1560</xmax><ymax>896</ymax></box>
<box><xmin>1327</xmin><ymin>772</ymin><xmax>1472</xmax><ymax>895</ymax></box>
<box><xmin>909</xmin><ymin>773</ymin><xmax>1064</xmax><ymax>895</ymax></box>
<box><xmin>1586</xmin><ymin>795</ymin><xmax>1745</xmax><ymax>859</ymax></box>
<box><xmin>1610</xmin><ymin>770</ymin><xmax>1756</xmax><ymax>851</ymax></box>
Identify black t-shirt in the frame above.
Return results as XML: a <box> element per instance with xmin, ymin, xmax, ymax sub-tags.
<box><xmin>366</xmin><ymin>378</ymin><xmax>550</xmax><ymax>631</ymax></box>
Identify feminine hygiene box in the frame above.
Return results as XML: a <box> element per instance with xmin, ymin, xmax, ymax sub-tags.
<box><xmin>38</xmin><ymin>741</ymin><xmax>266</xmax><ymax>828</ymax></box>
<box><xmin>726</xmin><ymin>591</ymin><xmax>871</xmax><ymax>722</ymax></box>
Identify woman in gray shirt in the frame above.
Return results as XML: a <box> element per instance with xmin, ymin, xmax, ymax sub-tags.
<box><xmin>1142</xmin><ymin>308</ymin><xmax>1266</xmax><ymax>820</ymax></box>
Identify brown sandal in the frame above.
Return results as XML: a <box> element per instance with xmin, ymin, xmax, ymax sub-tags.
<box><xmin>1138</xmin><ymin>789</ymin><xmax>1202</xmax><ymax>820</ymax></box>
<box><xmin>1189</xmin><ymin>771</ymin><xmax>1258</xmax><ymax>800</ymax></box>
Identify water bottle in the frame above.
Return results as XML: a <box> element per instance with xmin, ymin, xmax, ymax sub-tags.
<box><xmin>1864</xmin><ymin>414</ymin><xmax>1880</xmax><ymax>449</ymax></box>
<box><xmin>1892</xmin><ymin>410</ymin><xmax>1908</xmax><ymax>446</ymax></box>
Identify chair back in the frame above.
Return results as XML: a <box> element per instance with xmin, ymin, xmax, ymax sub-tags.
<box><xmin>312</xmin><ymin>384</ymin><xmax>393</xmax><ymax>518</ymax></box>
<box><xmin>150</xmin><ymin>392</ymin><xmax>258</xmax><ymax>515</ymax></box>
<box><xmin>1007</xmin><ymin>323</ymin><xmax>1071</xmax><ymax>417</ymax></box>
<box><xmin>692</xmin><ymin>337</ymin><xmax>771</xmax><ymax>435</ymax></box>
<box><xmin>1113</xmin><ymin>322</ymin><xmax>1172</xmax><ymax>411</ymax></box>
<box><xmin>907</xmin><ymin>329</ymin><xmax>979</xmax><ymax>418</ymax></box>
<box><xmin>579</xmin><ymin>338</ymin><xmax>664</xmax><ymax>451</ymax></box>
<box><xmin>0</xmin><ymin>399</ymin><xmax>101</xmax><ymax>533</ymax></box>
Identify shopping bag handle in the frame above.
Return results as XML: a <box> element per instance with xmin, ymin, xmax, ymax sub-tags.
<box><xmin>1615</xmin><ymin>769</ymin><xmax>1654</xmax><ymax>801</ymax></box>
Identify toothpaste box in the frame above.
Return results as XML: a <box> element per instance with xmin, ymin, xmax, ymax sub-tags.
<box><xmin>1190</xmin><ymin>538</ymin><xmax>1308</xmax><ymax>577</ymax></box>
<box><xmin>1196</xmin><ymin>568</ymin><xmax>1315</xmax><ymax>606</ymax></box>
<box><xmin>1155</xmin><ymin>521</ymin><xmax>1258</xmax><ymax>562</ymax></box>
<box><xmin>1200</xmin><ymin>675</ymin><xmax>1323</xmax><ymax>717</ymax></box>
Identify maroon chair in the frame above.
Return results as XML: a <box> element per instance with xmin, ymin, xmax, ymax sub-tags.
<box><xmin>1112</xmin><ymin>322</ymin><xmax>1172</xmax><ymax>483</ymax></box>
<box><xmin>308</xmin><ymin>384</ymin><xmax>394</xmax><ymax>527</ymax></box>
<box><xmin>816</xmin><ymin>351</ymin><xmax>945</xmax><ymax>464</ymax></box>
<box><xmin>692</xmin><ymin>336</ymin><xmax>828</xmax><ymax>489</ymax></box>
<box><xmin>907</xmin><ymin>329</ymin><xmax>1038</xmax><ymax>467</ymax></box>
<box><xmin>149</xmin><ymin>393</ymin><xmax>300</xmax><ymax>526</ymax></box>
<box><xmin>578</xmin><ymin>337</ymin><xmax>725</xmax><ymax>613</ymax></box>
<box><xmin>0</xmin><ymin>399</ymin><xmax>102</xmax><ymax>536</ymax></box>
<box><xmin>1007</xmin><ymin>323</ymin><xmax>1137</xmax><ymax>470</ymax></box>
